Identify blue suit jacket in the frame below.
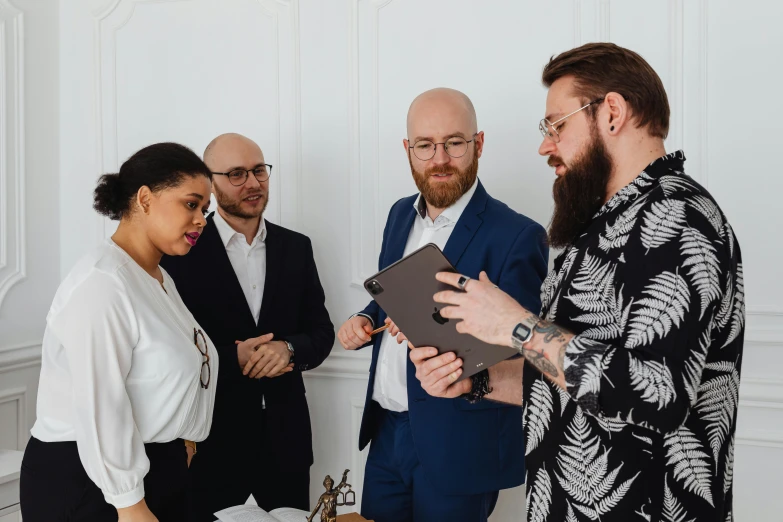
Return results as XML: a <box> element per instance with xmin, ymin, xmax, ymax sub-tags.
<box><xmin>356</xmin><ymin>181</ymin><xmax>549</xmax><ymax>495</ymax></box>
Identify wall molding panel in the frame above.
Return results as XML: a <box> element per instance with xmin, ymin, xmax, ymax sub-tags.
<box><xmin>0</xmin><ymin>386</ymin><xmax>26</xmax><ymax>451</ymax></box>
<box><xmin>573</xmin><ymin>0</ymin><xmax>610</xmax><ymax>46</ymax></box>
<box><xmin>740</xmin><ymin>377</ymin><xmax>783</xmax><ymax>411</ymax></box>
<box><xmin>0</xmin><ymin>0</ymin><xmax>25</xmax><ymax>311</ymax></box>
<box><xmin>92</xmin><ymin>0</ymin><xmax>302</xmax><ymax>239</ymax></box>
<box><xmin>679</xmin><ymin>0</ymin><xmax>709</xmax><ymax>188</ymax></box>
<box><xmin>0</xmin><ymin>341</ymin><xmax>40</xmax><ymax>375</ymax></box>
<box><xmin>304</xmin><ymin>349</ymin><xmax>370</xmax><ymax>381</ymax></box>
<box><xmin>745</xmin><ymin>310</ymin><xmax>783</xmax><ymax>345</ymax></box>
<box><xmin>347</xmin><ymin>0</ymin><xmax>395</xmax><ymax>288</ymax></box>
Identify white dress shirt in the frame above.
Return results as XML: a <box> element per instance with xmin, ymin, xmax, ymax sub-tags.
<box><xmin>213</xmin><ymin>210</ymin><xmax>267</xmax><ymax>324</ymax></box>
<box><xmin>371</xmin><ymin>179</ymin><xmax>478</xmax><ymax>412</ymax></box>
<box><xmin>31</xmin><ymin>240</ymin><xmax>218</xmax><ymax>508</ymax></box>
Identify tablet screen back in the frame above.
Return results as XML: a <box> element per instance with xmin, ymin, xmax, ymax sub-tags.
<box><xmin>363</xmin><ymin>243</ymin><xmax>517</xmax><ymax>381</ymax></box>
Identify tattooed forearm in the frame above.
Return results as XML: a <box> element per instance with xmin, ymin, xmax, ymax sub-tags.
<box><xmin>534</xmin><ymin>320</ymin><xmax>570</xmax><ymax>344</ymax></box>
<box><xmin>519</xmin><ymin>318</ymin><xmax>574</xmax><ymax>390</ymax></box>
<box><xmin>558</xmin><ymin>343</ymin><xmax>566</xmax><ymax>374</ymax></box>
<box><xmin>523</xmin><ymin>347</ymin><xmax>559</xmax><ymax>378</ymax></box>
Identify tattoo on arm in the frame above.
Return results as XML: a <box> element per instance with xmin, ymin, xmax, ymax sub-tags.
<box><xmin>534</xmin><ymin>321</ymin><xmax>569</xmax><ymax>344</ymax></box>
<box><xmin>521</xmin><ymin>320</ymin><xmax>573</xmax><ymax>380</ymax></box>
<box><xmin>523</xmin><ymin>347</ymin><xmax>559</xmax><ymax>378</ymax></box>
<box><xmin>558</xmin><ymin>344</ymin><xmax>566</xmax><ymax>374</ymax></box>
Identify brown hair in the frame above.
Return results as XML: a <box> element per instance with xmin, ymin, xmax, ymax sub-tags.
<box><xmin>542</xmin><ymin>43</ymin><xmax>670</xmax><ymax>139</ymax></box>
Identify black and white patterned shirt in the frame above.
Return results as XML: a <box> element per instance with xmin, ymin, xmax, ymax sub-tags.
<box><xmin>523</xmin><ymin>151</ymin><xmax>744</xmax><ymax>522</ymax></box>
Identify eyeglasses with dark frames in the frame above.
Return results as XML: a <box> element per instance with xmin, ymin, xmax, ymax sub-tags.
<box><xmin>193</xmin><ymin>328</ymin><xmax>211</xmax><ymax>389</ymax></box>
<box><xmin>211</xmin><ymin>164</ymin><xmax>273</xmax><ymax>187</ymax></box>
<box><xmin>539</xmin><ymin>98</ymin><xmax>605</xmax><ymax>143</ymax></box>
<box><xmin>408</xmin><ymin>133</ymin><xmax>478</xmax><ymax>161</ymax></box>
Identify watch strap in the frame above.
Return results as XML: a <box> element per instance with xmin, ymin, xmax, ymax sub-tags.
<box><xmin>284</xmin><ymin>341</ymin><xmax>295</xmax><ymax>363</ymax></box>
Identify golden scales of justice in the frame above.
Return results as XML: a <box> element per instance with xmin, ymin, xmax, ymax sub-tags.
<box><xmin>306</xmin><ymin>469</ymin><xmax>372</xmax><ymax>522</ymax></box>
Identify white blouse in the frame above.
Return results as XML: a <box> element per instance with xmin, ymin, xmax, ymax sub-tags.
<box><xmin>30</xmin><ymin>240</ymin><xmax>218</xmax><ymax>508</ymax></box>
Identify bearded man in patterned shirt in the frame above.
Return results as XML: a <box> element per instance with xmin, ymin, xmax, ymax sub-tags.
<box><xmin>409</xmin><ymin>42</ymin><xmax>744</xmax><ymax>522</ymax></box>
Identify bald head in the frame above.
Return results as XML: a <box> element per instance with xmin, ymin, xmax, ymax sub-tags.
<box><xmin>204</xmin><ymin>133</ymin><xmax>270</xmax><ymax>221</ymax></box>
<box><xmin>406</xmin><ymin>88</ymin><xmax>477</xmax><ymax>139</ymax></box>
<box><xmin>203</xmin><ymin>133</ymin><xmax>264</xmax><ymax>171</ymax></box>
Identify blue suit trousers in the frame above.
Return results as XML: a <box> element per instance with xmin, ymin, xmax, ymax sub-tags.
<box><xmin>361</xmin><ymin>405</ymin><xmax>498</xmax><ymax>522</ymax></box>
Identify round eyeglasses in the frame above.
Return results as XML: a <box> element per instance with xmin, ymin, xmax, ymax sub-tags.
<box><xmin>539</xmin><ymin>98</ymin><xmax>604</xmax><ymax>143</ymax></box>
<box><xmin>193</xmin><ymin>328</ymin><xmax>211</xmax><ymax>389</ymax></box>
<box><xmin>211</xmin><ymin>164</ymin><xmax>273</xmax><ymax>187</ymax></box>
<box><xmin>408</xmin><ymin>134</ymin><xmax>477</xmax><ymax>161</ymax></box>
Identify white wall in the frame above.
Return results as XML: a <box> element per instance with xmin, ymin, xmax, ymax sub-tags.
<box><xmin>0</xmin><ymin>0</ymin><xmax>780</xmax><ymax>520</ymax></box>
<box><xmin>0</xmin><ymin>0</ymin><xmax>59</xmax><ymax>449</ymax></box>
<box><xmin>0</xmin><ymin>2</ymin><xmax>59</xmax><ymax>520</ymax></box>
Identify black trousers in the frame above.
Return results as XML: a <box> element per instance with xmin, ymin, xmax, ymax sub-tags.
<box><xmin>188</xmin><ymin>411</ymin><xmax>310</xmax><ymax>522</ymax></box>
<box><xmin>20</xmin><ymin>436</ymin><xmax>188</xmax><ymax>522</ymax></box>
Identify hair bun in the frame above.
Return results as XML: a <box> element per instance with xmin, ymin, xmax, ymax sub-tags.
<box><xmin>91</xmin><ymin>142</ymin><xmax>211</xmax><ymax>222</ymax></box>
<box><xmin>93</xmin><ymin>173</ymin><xmax>127</xmax><ymax>220</ymax></box>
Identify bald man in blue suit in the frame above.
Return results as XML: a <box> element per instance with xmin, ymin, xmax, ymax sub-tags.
<box><xmin>337</xmin><ymin>88</ymin><xmax>548</xmax><ymax>522</ymax></box>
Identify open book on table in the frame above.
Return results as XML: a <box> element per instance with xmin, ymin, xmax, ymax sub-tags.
<box><xmin>214</xmin><ymin>505</ymin><xmax>310</xmax><ymax>522</ymax></box>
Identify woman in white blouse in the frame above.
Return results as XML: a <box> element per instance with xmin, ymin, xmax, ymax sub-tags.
<box><xmin>20</xmin><ymin>142</ymin><xmax>219</xmax><ymax>521</ymax></box>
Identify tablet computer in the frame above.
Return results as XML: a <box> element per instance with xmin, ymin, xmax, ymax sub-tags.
<box><xmin>363</xmin><ymin>243</ymin><xmax>518</xmax><ymax>381</ymax></box>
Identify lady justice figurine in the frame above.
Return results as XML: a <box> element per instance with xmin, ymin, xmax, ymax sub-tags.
<box><xmin>306</xmin><ymin>469</ymin><xmax>355</xmax><ymax>522</ymax></box>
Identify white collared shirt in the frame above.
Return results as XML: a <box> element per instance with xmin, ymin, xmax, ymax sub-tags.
<box><xmin>213</xmin><ymin>210</ymin><xmax>267</xmax><ymax>324</ymax></box>
<box><xmin>31</xmin><ymin>240</ymin><xmax>219</xmax><ymax>508</ymax></box>
<box><xmin>371</xmin><ymin>179</ymin><xmax>479</xmax><ymax>412</ymax></box>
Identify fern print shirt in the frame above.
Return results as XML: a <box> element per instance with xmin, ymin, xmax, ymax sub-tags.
<box><xmin>523</xmin><ymin>151</ymin><xmax>744</xmax><ymax>522</ymax></box>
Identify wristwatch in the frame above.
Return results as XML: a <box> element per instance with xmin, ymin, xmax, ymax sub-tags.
<box><xmin>284</xmin><ymin>340</ymin><xmax>295</xmax><ymax>364</ymax></box>
<box><xmin>511</xmin><ymin>316</ymin><xmax>540</xmax><ymax>354</ymax></box>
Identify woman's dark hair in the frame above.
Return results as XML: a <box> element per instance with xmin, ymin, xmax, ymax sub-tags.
<box><xmin>93</xmin><ymin>142</ymin><xmax>212</xmax><ymax>220</ymax></box>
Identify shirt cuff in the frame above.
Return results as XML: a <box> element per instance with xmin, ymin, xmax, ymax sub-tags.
<box><xmin>105</xmin><ymin>483</ymin><xmax>145</xmax><ymax>509</ymax></box>
<box><xmin>350</xmin><ymin>313</ymin><xmax>374</xmax><ymax>329</ymax></box>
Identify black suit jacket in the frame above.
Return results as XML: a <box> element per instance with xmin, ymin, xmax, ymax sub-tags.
<box><xmin>161</xmin><ymin>215</ymin><xmax>334</xmax><ymax>470</ymax></box>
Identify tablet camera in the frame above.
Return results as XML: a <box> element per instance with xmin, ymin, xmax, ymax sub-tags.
<box><xmin>366</xmin><ymin>279</ymin><xmax>384</xmax><ymax>295</ymax></box>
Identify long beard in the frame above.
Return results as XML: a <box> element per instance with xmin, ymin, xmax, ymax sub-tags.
<box><xmin>547</xmin><ymin>131</ymin><xmax>613</xmax><ymax>248</ymax></box>
<box><xmin>213</xmin><ymin>183</ymin><xmax>268</xmax><ymax>220</ymax></box>
<box><xmin>409</xmin><ymin>146</ymin><xmax>479</xmax><ymax>209</ymax></box>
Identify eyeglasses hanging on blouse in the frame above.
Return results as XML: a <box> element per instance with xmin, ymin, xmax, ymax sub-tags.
<box><xmin>193</xmin><ymin>328</ymin><xmax>211</xmax><ymax>389</ymax></box>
